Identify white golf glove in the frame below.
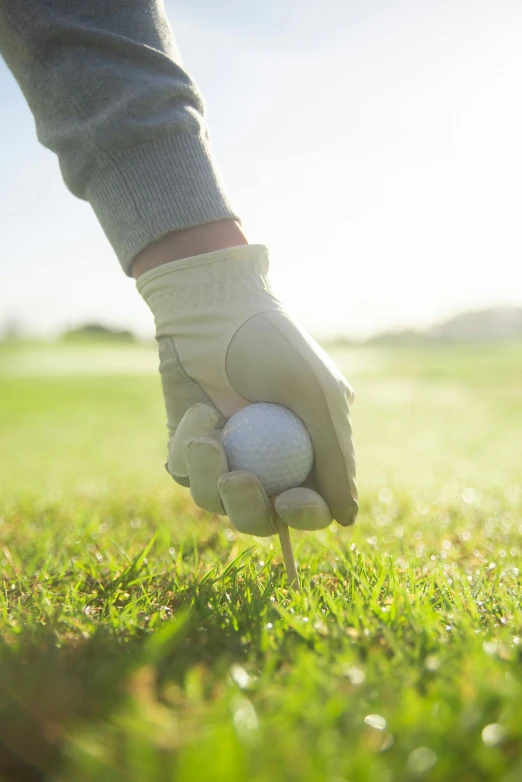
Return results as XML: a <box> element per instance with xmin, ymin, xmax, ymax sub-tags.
<box><xmin>138</xmin><ymin>244</ymin><xmax>358</xmax><ymax>536</ymax></box>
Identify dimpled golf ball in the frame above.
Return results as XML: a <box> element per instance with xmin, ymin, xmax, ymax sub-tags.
<box><xmin>220</xmin><ymin>403</ymin><xmax>314</xmax><ymax>496</ymax></box>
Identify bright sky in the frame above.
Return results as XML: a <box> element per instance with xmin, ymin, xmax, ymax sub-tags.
<box><xmin>1</xmin><ymin>0</ymin><xmax>522</xmax><ymax>339</ymax></box>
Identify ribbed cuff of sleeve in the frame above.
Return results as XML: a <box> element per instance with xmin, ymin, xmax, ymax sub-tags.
<box><xmin>86</xmin><ymin>133</ymin><xmax>240</xmax><ymax>275</ymax></box>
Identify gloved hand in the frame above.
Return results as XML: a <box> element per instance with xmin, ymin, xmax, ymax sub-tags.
<box><xmin>138</xmin><ymin>244</ymin><xmax>358</xmax><ymax>536</ymax></box>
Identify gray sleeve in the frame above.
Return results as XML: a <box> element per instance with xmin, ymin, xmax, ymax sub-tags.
<box><xmin>0</xmin><ymin>0</ymin><xmax>239</xmax><ymax>273</ymax></box>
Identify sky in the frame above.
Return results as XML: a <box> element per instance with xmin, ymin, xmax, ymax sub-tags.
<box><xmin>1</xmin><ymin>0</ymin><xmax>522</xmax><ymax>340</ymax></box>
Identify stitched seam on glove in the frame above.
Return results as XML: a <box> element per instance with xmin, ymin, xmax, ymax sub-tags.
<box><xmin>148</xmin><ymin>273</ymin><xmax>270</xmax><ymax>296</ymax></box>
<box><xmin>147</xmin><ymin>278</ymin><xmax>272</xmax><ymax>311</ymax></box>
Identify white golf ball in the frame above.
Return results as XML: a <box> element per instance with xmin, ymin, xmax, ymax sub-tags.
<box><xmin>220</xmin><ymin>403</ymin><xmax>314</xmax><ymax>496</ymax></box>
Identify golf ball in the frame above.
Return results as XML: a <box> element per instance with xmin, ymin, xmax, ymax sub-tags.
<box><xmin>220</xmin><ymin>403</ymin><xmax>314</xmax><ymax>496</ymax></box>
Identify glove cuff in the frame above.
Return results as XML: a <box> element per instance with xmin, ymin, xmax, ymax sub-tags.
<box><xmin>137</xmin><ymin>244</ymin><xmax>277</xmax><ymax>337</ymax></box>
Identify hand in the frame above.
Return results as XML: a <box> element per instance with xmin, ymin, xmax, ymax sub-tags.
<box><xmin>137</xmin><ymin>244</ymin><xmax>358</xmax><ymax>536</ymax></box>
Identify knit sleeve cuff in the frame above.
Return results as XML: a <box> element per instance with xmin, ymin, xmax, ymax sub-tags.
<box><xmin>86</xmin><ymin>132</ymin><xmax>240</xmax><ymax>275</ymax></box>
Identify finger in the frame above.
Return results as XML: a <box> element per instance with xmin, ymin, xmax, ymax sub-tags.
<box><xmin>275</xmin><ymin>487</ymin><xmax>332</xmax><ymax>531</ymax></box>
<box><xmin>168</xmin><ymin>403</ymin><xmax>219</xmax><ymax>480</ymax></box>
<box><xmin>217</xmin><ymin>471</ymin><xmax>277</xmax><ymax>537</ymax></box>
<box><xmin>186</xmin><ymin>437</ymin><xmax>228</xmax><ymax>514</ymax></box>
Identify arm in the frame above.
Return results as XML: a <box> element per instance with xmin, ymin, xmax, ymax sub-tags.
<box><xmin>0</xmin><ymin>0</ymin><xmax>239</xmax><ymax>272</ymax></box>
<box><xmin>0</xmin><ymin>0</ymin><xmax>358</xmax><ymax>533</ymax></box>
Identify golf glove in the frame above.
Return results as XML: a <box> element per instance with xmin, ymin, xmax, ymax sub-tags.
<box><xmin>138</xmin><ymin>244</ymin><xmax>358</xmax><ymax>536</ymax></box>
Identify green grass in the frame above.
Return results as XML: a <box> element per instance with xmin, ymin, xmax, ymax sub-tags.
<box><xmin>0</xmin><ymin>340</ymin><xmax>521</xmax><ymax>781</ymax></box>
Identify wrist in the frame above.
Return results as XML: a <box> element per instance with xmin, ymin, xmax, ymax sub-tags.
<box><xmin>131</xmin><ymin>219</ymin><xmax>248</xmax><ymax>278</ymax></box>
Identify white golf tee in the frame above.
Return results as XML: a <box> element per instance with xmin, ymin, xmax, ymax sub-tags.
<box><xmin>275</xmin><ymin>517</ymin><xmax>300</xmax><ymax>591</ymax></box>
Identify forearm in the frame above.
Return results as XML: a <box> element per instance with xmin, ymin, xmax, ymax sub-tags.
<box><xmin>0</xmin><ymin>0</ymin><xmax>239</xmax><ymax>272</ymax></box>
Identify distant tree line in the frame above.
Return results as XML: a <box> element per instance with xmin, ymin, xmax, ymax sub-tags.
<box><xmin>61</xmin><ymin>323</ymin><xmax>136</xmax><ymax>342</ymax></box>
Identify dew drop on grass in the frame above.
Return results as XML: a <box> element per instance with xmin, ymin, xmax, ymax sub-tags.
<box><xmin>482</xmin><ymin>723</ymin><xmax>505</xmax><ymax>746</ymax></box>
<box><xmin>231</xmin><ymin>696</ymin><xmax>258</xmax><ymax>738</ymax></box>
<box><xmin>364</xmin><ymin>714</ymin><xmax>386</xmax><ymax>730</ymax></box>
<box><xmin>483</xmin><ymin>642</ymin><xmax>499</xmax><ymax>657</ymax></box>
<box><xmin>380</xmin><ymin>732</ymin><xmax>394</xmax><ymax>751</ymax></box>
<box><xmin>230</xmin><ymin>664</ymin><xmax>253</xmax><ymax>690</ymax></box>
<box><xmin>343</xmin><ymin>666</ymin><xmax>365</xmax><ymax>685</ymax></box>
<box><xmin>408</xmin><ymin>747</ymin><xmax>437</xmax><ymax>772</ymax></box>
<box><xmin>313</xmin><ymin>620</ymin><xmax>328</xmax><ymax>635</ymax></box>
<box><xmin>378</xmin><ymin>487</ymin><xmax>393</xmax><ymax>503</ymax></box>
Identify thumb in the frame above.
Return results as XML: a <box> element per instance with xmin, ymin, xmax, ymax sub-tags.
<box><xmin>275</xmin><ymin>488</ymin><xmax>332</xmax><ymax>531</ymax></box>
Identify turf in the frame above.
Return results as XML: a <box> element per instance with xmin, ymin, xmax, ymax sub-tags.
<box><xmin>0</xmin><ymin>340</ymin><xmax>521</xmax><ymax>781</ymax></box>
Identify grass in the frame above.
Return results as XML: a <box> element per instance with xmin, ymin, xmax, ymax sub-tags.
<box><xmin>0</xmin><ymin>339</ymin><xmax>521</xmax><ymax>781</ymax></box>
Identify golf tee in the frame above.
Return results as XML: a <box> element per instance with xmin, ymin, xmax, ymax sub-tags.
<box><xmin>275</xmin><ymin>517</ymin><xmax>300</xmax><ymax>591</ymax></box>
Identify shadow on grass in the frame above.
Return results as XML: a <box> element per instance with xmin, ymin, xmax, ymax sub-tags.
<box><xmin>0</xmin><ymin>570</ymin><xmax>279</xmax><ymax>781</ymax></box>
<box><xmin>0</xmin><ymin>625</ymin><xmax>141</xmax><ymax>781</ymax></box>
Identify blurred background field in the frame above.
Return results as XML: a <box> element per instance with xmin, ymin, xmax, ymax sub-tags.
<box><xmin>0</xmin><ymin>336</ymin><xmax>521</xmax><ymax>781</ymax></box>
<box><xmin>1</xmin><ymin>335</ymin><xmax>521</xmax><ymax>504</ymax></box>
